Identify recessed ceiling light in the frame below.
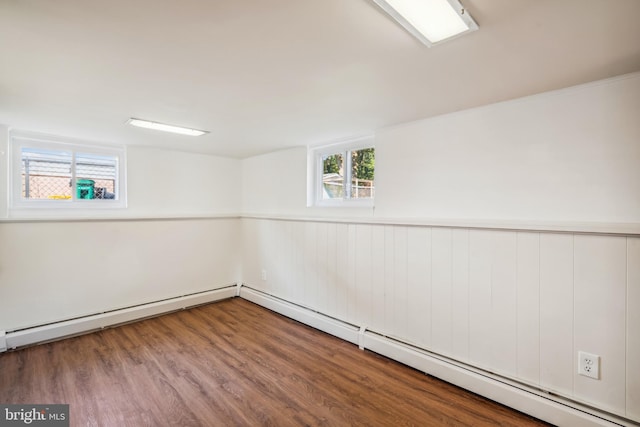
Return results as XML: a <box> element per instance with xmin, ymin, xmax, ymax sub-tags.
<box><xmin>371</xmin><ymin>0</ymin><xmax>478</xmax><ymax>46</ymax></box>
<box><xmin>126</xmin><ymin>118</ymin><xmax>208</xmax><ymax>136</ymax></box>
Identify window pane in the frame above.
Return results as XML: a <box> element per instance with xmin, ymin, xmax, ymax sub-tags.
<box><xmin>350</xmin><ymin>148</ymin><xmax>375</xmax><ymax>199</ymax></box>
<box><xmin>322</xmin><ymin>153</ymin><xmax>343</xmax><ymax>199</ymax></box>
<box><xmin>75</xmin><ymin>153</ymin><xmax>118</xmax><ymax>200</ymax></box>
<box><xmin>21</xmin><ymin>147</ymin><xmax>72</xmax><ymax>200</ymax></box>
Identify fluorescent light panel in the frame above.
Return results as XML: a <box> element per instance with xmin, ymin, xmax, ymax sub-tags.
<box><xmin>371</xmin><ymin>0</ymin><xmax>478</xmax><ymax>46</ymax></box>
<box><xmin>127</xmin><ymin>118</ymin><xmax>208</xmax><ymax>136</ymax></box>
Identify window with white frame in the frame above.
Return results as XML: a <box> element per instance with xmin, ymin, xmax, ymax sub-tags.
<box><xmin>310</xmin><ymin>138</ymin><xmax>375</xmax><ymax>206</ymax></box>
<box><xmin>9</xmin><ymin>131</ymin><xmax>126</xmax><ymax>209</ymax></box>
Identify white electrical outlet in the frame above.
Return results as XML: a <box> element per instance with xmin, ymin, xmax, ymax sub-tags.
<box><xmin>261</xmin><ymin>269</ymin><xmax>267</xmax><ymax>281</ymax></box>
<box><xmin>578</xmin><ymin>351</ymin><xmax>600</xmax><ymax>380</ymax></box>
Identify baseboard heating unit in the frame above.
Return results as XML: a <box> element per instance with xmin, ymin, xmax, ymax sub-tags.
<box><xmin>1</xmin><ymin>285</ymin><xmax>237</xmax><ymax>351</ymax></box>
<box><xmin>238</xmin><ymin>285</ymin><xmax>637</xmax><ymax>427</ymax></box>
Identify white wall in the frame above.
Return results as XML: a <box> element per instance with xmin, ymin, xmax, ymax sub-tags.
<box><xmin>242</xmin><ymin>147</ymin><xmax>307</xmax><ymax>217</ymax></box>
<box><xmin>1</xmin><ymin>139</ymin><xmax>241</xmax><ymax>220</ymax></box>
<box><xmin>242</xmin><ymin>72</ymin><xmax>640</xmax><ymax>226</ymax></box>
<box><xmin>0</xmin><ymin>128</ymin><xmax>242</xmax><ymax>331</ymax></box>
<box><xmin>242</xmin><ymin>147</ymin><xmax>375</xmax><ymax>219</ymax></box>
<box><xmin>374</xmin><ymin>73</ymin><xmax>640</xmax><ymax>223</ymax></box>
<box><xmin>127</xmin><ymin>146</ymin><xmax>240</xmax><ymax>217</ymax></box>
<box><xmin>0</xmin><ymin>218</ymin><xmax>240</xmax><ymax>331</ymax></box>
<box><xmin>0</xmin><ymin>126</ymin><xmax>8</xmax><ymax>218</ymax></box>
<box><xmin>239</xmin><ymin>73</ymin><xmax>640</xmax><ymax>422</ymax></box>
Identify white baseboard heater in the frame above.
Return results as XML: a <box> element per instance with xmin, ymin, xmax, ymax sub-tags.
<box><xmin>239</xmin><ymin>285</ymin><xmax>635</xmax><ymax>427</ymax></box>
<box><xmin>2</xmin><ymin>285</ymin><xmax>237</xmax><ymax>351</ymax></box>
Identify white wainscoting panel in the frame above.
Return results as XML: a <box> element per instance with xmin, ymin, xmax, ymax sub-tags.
<box><xmin>392</xmin><ymin>226</ymin><xmax>409</xmax><ymax>340</ymax></box>
<box><xmin>539</xmin><ymin>233</ymin><xmax>574</xmax><ymax>396</ymax></box>
<box><xmin>315</xmin><ymin>222</ymin><xmax>329</xmax><ymax>315</ymax></box>
<box><xmin>490</xmin><ymin>231</ymin><xmax>518</xmax><ymax>378</ymax></box>
<box><xmin>240</xmin><ymin>217</ymin><xmax>639</xmax><ymax>423</ymax></box>
<box><xmin>355</xmin><ymin>224</ymin><xmax>373</xmax><ymax>328</ymax></box>
<box><xmin>407</xmin><ymin>227</ymin><xmax>431</xmax><ymax>349</ymax></box>
<box><xmin>292</xmin><ymin>221</ymin><xmax>306</xmax><ymax>307</ymax></box>
<box><xmin>325</xmin><ymin>222</ymin><xmax>339</xmax><ymax>319</ymax></box>
<box><xmin>335</xmin><ymin>223</ymin><xmax>349</xmax><ymax>321</ymax></box>
<box><xmin>383</xmin><ymin>225</ymin><xmax>395</xmax><ymax>336</ymax></box>
<box><xmin>303</xmin><ymin>221</ymin><xmax>318</xmax><ymax>310</ymax></box>
<box><xmin>573</xmin><ymin>235</ymin><xmax>627</xmax><ymax>416</ymax></box>
<box><xmin>431</xmin><ymin>228</ymin><xmax>452</xmax><ymax>356</ymax></box>
<box><xmin>370</xmin><ymin>225</ymin><xmax>386</xmax><ymax>333</ymax></box>
<box><xmin>451</xmin><ymin>229</ymin><xmax>470</xmax><ymax>362</ymax></box>
<box><xmin>516</xmin><ymin>232</ymin><xmax>541</xmax><ymax>386</ymax></box>
<box><xmin>346</xmin><ymin>224</ymin><xmax>357</xmax><ymax>325</ymax></box>
<box><xmin>468</xmin><ymin>230</ymin><xmax>494</xmax><ymax>371</ymax></box>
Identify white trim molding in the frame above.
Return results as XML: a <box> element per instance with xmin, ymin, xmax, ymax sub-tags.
<box><xmin>241</xmin><ymin>214</ymin><xmax>640</xmax><ymax>237</ymax></box>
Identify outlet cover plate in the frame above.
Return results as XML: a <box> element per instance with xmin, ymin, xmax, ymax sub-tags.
<box><xmin>578</xmin><ymin>351</ymin><xmax>600</xmax><ymax>380</ymax></box>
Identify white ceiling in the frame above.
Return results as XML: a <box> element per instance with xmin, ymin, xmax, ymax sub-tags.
<box><xmin>1</xmin><ymin>0</ymin><xmax>639</xmax><ymax>158</ymax></box>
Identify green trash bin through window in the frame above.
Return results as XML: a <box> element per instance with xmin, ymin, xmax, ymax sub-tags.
<box><xmin>76</xmin><ymin>179</ymin><xmax>95</xmax><ymax>199</ymax></box>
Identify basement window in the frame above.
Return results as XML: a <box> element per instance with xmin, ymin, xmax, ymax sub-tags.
<box><xmin>9</xmin><ymin>131</ymin><xmax>126</xmax><ymax>209</ymax></box>
<box><xmin>309</xmin><ymin>137</ymin><xmax>375</xmax><ymax>207</ymax></box>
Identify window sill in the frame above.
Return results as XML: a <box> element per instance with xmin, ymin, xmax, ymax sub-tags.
<box><xmin>0</xmin><ymin>213</ymin><xmax>241</xmax><ymax>223</ymax></box>
<box><xmin>313</xmin><ymin>199</ymin><xmax>375</xmax><ymax>208</ymax></box>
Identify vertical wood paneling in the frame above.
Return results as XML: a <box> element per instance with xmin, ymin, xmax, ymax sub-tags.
<box><xmin>266</xmin><ymin>220</ymin><xmax>279</xmax><ymax>295</ymax></box>
<box><xmin>325</xmin><ymin>223</ymin><xmax>338</xmax><ymax>318</ymax></box>
<box><xmin>452</xmin><ymin>229</ymin><xmax>470</xmax><ymax>362</ymax></box>
<box><xmin>468</xmin><ymin>230</ymin><xmax>493</xmax><ymax>370</ymax></box>
<box><xmin>628</xmin><ymin>237</ymin><xmax>640</xmax><ymax>422</ymax></box>
<box><xmin>335</xmin><ymin>224</ymin><xmax>349</xmax><ymax>321</ymax></box>
<box><xmin>256</xmin><ymin>219</ymin><xmax>270</xmax><ymax>293</ymax></box>
<box><xmin>355</xmin><ymin>225</ymin><xmax>373</xmax><ymax>327</ymax></box>
<box><xmin>302</xmin><ymin>222</ymin><xmax>317</xmax><ymax>308</ymax></box>
<box><xmin>516</xmin><ymin>232</ymin><xmax>540</xmax><ymax>385</ymax></box>
<box><xmin>393</xmin><ymin>227</ymin><xmax>408</xmax><ymax>339</ymax></box>
<box><xmin>241</xmin><ymin>218</ymin><xmax>636</xmax><ymax>421</ymax></box>
<box><xmin>573</xmin><ymin>235</ymin><xmax>626</xmax><ymax>415</ymax></box>
<box><xmin>406</xmin><ymin>227</ymin><xmax>431</xmax><ymax>348</ymax></box>
<box><xmin>539</xmin><ymin>234</ymin><xmax>573</xmax><ymax>396</ymax></box>
<box><xmin>491</xmin><ymin>231</ymin><xmax>518</xmax><ymax>376</ymax></box>
<box><xmin>240</xmin><ymin>218</ymin><xmax>260</xmax><ymax>285</ymax></box>
<box><xmin>431</xmin><ymin>228</ymin><xmax>452</xmax><ymax>355</ymax></box>
<box><xmin>278</xmin><ymin>221</ymin><xmax>293</xmax><ymax>300</ymax></box>
<box><xmin>370</xmin><ymin>226</ymin><xmax>386</xmax><ymax>333</ymax></box>
<box><xmin>315</xmin><ymin>222</ymin><xmax>329</xmax><ymax>315</ymax></box>
<box><xmin>291</xmin><ymin>221</ymin><xmax>305</xmax><ymax>306</ymax></box>
<box><xmin>270</xmin><ymin>221</ymin><xmax>281</xmax><ymax>297</ymax></box>
<box><xmin>383</xmin><ymin>226</ymin><xmax>395</xmax><ymax>335</ymax></box>
<box><xmin>275</xmin><ymin>221</ymin><xmax>288</xmax><ymax>300</ymax></box>
<box><xmin>346</xmin><ymin>225</ymin><xmax>357</xmax><ymax>324</ymax></box>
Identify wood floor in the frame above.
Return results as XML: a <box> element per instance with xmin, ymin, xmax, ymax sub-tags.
<box><xmin>0</xmin><ymin>298</ymin><xmax>551</xmax><ymax>426</ymax></box>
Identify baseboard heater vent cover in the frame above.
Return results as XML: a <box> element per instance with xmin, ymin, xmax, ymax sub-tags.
<box><xmin>239</xmin><ymin>285</ymin><xmax>633</xmax><ymax>427</ymax></box>
<box><xmin>2</xmin><ymin>285</ymin><xmax>237</xmax><ymax>351</ymax></box>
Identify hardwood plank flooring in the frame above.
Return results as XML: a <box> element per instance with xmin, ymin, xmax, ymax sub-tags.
<box><xmin>0</xmin><ymin>298</ymin><xmax>551</xmax><ymax>426</ymax></box>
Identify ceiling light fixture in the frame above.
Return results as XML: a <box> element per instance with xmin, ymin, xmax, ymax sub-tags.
<box><xmin>126</xmin><ymin>118</ymin><xmax>208</xmax><ymax>136</ymax></box>
<box><xmin>371</xmin><ymin>0</ymin><xmax>478</xmax><ymax>46</ymax></box>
